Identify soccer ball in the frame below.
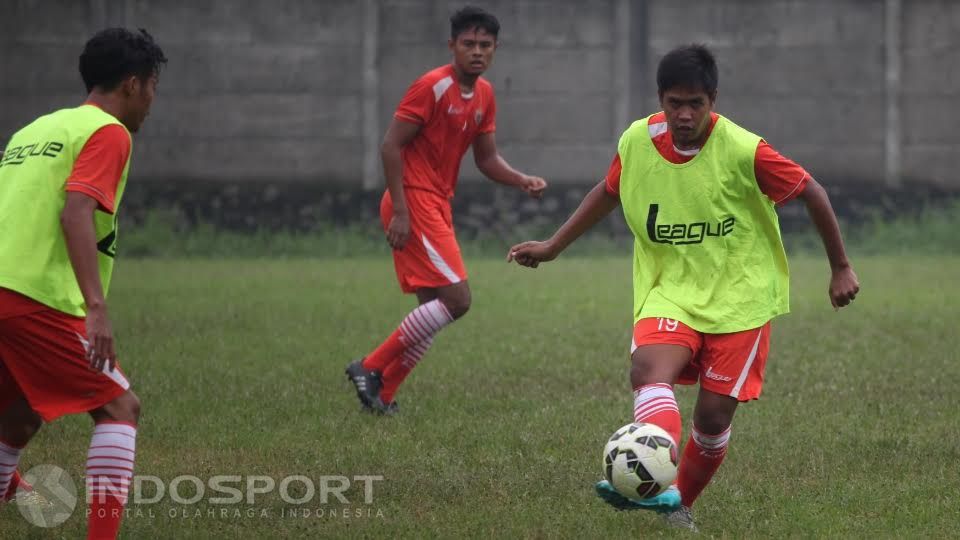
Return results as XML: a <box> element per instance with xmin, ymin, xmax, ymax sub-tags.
<box><xmin>602</xmin><ymin>422</ymin><xmax>679</xmax><ymax>499</ymax></box>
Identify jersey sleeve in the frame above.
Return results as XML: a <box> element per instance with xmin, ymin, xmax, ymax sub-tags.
<box><xmin>63</xmin><ymin>124</ymin><xmax>130</xmax><ymax>214</ymax></box>
<box><xmin>754</xmin><ymin>141</ymin><xmax>809</xmax><ymax>206</ymax></box>
<box><xmin>604</xmin><ymin>153</ymin><xmax>622</xmax><ymax>197</ymax></box>
<box><xmin>394</xmin><ymin>76</ymin><xmax>436</xmax><ymax>126</ymax></box>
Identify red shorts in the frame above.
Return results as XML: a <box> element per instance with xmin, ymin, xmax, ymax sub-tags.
<box><xmin>0</xmin><ymin>288</ymin><xmax>130</xmax><ymax>422</ymax></box>
<box><xmin>631</xmin><ymin>317</ymin><xmax>771</xmax><ymax>401</ymax></box>
<box><xmin>381</xmin><ymin>188</ymin><xmax>467</xmax><ymax>293</ymax></box>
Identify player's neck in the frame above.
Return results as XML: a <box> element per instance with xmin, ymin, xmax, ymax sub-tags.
<box><xmin>450</xmin><ymin>63</ymin><xmax>479</xmax><ymax>93</ymax></box>
<box><xmin>672</xmin><ymin>134</ymin><xmax>707</xmax><ymax>152</ymax></box>
<box><xmin>85</xmin><ymin>92</ymin><xmax>127</xmax><ymax>126</ymax></box>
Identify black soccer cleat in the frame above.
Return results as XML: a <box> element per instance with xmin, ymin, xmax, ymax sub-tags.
<box><xmin>369</xmin><ymin>398</ymin><xmax>399</xmax><ymax>417</ymax></box>
<box><xmin>345</xmin><ymin>359</ymin><xmax>381</xmax><ymax>409</ymax></box>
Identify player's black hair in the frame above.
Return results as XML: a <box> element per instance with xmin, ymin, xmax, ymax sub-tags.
<box><xmin>450</xmin><ymin>6</ymin><xmax>500</xmax><ymax>39</ymax></box>
<box><xmin>656</xmin><ymin>44</ymin><xmax>718</xmax><ymax>96</ymax></box>
<box><xmin>79</xmin><ymin>28</ymin><xmax>167</xmax><ymax>93</ymax></box>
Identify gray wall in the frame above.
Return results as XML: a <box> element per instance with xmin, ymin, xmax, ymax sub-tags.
<box><xmin>2</xmin><ymin>0</ymin><xmax>958</xmax><ymax>189</ymax></box>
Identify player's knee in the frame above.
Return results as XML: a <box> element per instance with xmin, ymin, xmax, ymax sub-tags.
<box><xmin>630</xmin><ymin>359</ymin><xmax>662</xmax><ymax>386</ymax></box>
<box><xmin>0</xmin><ymin>417</ymin><xmax>41</xmax><ymax>448</ymax></box>
<box><xmin>17</xmin><ymin>417</ymin><xmax>41</xmax><ymax>445</ymax></box>
<box><xmin>441</xmin><ymin>293</ymin><xmax>471</xmax><ymax>319</ymax></box>
<box><xmin>122</xmin><ymin>391</ymin><xmax>142</xmax><ymax>424</ymax></box>
<box><xmin>450</xmin><ymin>300</ymin><xmax>470</xmax><ymax>319</ymax></box>
<box><xmin>98</xmin><ymin>390</ymin><xmax>141</xmax><ymax>425</ymax></box>
<box><xmin>0</xmin><ymin>400</ymin><xmax>42</xmax><ymax>446</ymax></box>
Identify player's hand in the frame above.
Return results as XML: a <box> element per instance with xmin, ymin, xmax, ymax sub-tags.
<box><xmin>521</xmin><ymin>175</ymin><xmax>548</xmax><ymax>199</ymax></box>
<box><xmin>85</xmin><ymin>304</ymin><xmax>117</xmax><ymax>372</ymax></box>
<box><xmin>386</xmin><ymin>212</ymin><xmax>411</xmax><ymax>250</ymax></box>
<box><xmin>507</xmin><ymin>240</ymin><xmax>558</xmax><ymax>268</ymax></box>
<box><xmin>829</xmin><ymin>265</ymin><xmax>859</xmax><ymax>309</ymax></box>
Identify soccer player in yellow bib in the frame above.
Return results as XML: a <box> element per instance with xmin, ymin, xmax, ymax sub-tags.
<box><xmin>508</xmin><ymin>44</ymin><xmax>859</xmax><ymax>531</ymax></box>
<box><xmin>0</xmin><ymin>29</ymin><xmax>165</xmax><ymax>539</ymax></box>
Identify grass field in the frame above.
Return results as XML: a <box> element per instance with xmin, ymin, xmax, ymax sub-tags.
<box><xmin>1</xmin><ymin>254</ymin><xmax>959</xmax><ymax>538</ymax></box>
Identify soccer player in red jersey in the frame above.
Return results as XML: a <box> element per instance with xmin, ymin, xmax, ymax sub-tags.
<box><xmin>346</xmin><ymin>6</ymin><xmax>548</xmax><ymax>415</ymax></box>
<box><xmin>0</xmin><ymin>29</ymin><xmax>166</xmax><ymax>539</ymax></box>
<box><xmin>508</xmin><ymin>45</ymin><xmax>859</xmax><ymax>530</ymax></box>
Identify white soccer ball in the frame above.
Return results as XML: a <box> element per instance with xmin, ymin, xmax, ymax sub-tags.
<box><xmin>602</xmin><ymin>422</ymin><xmax>679</xmax><ymax>499</ymax></box>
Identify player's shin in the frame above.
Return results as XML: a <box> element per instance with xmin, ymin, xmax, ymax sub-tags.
<box><xmin>677</xmin><ymin>425</ymin><xmax>731</xmax><ymax>507</ymax></box>
<box><xmin>379</xmin><ymin>336</ymin><xmax>433</xmax><ymax>404</ymax></box>
<box><xmin>86</xmin><ymin>422</ymin><xmax>136</xmax><ymax>540</ymax></box>
<box><xmin>363</xmin><ymin>299</ymin><xmax>453</xmax><ymax>372</ymax></box>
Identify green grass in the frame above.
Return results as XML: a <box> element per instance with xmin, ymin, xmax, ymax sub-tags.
<box><xmin>1</xmin><ymin>255</ymin><xmax>959</xmax><ymax>538</ymax></box>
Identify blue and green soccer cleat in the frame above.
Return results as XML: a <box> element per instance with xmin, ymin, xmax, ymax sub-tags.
<box><xmin>595</xmin><ymin>480</ymin><xmax>681</xmax><ymax>513</ymax></box>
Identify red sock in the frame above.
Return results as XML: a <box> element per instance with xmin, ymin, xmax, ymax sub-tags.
<box><xmin>87</xmin><ymin>422</ymin><xmax>136</xmax><ymax>540</ymax></box>
<box><xmin>632</xmin><ymin>383</ymin><xmax>682</xmax><ymax>447</ymax></box>
<box><xmin>677</xmin><ymin>426</ymin><xmax>731</xmax><ymax>507</ymax></box>
<box><xmin>379</xmin><ymin>337</ymin><xmax>432</xmax><ymax>403</ymax></box>
<box><xmin>362</xmin><ymin>299</ymin><xmax>453</xmax><ymax>373</ymax></box>
<box><xmin>3</xmin><ymin>470</ymin><xmax>31</xmax><ymax>502</ymax></box>
<box><xmin>362</xmin><ymin>328</ymin><xmax>404</xmax><ymax>372</ymax></box>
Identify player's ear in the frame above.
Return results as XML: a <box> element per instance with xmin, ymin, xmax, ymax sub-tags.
<box><xmin>709</xmin><ymin>90</ymin><xmax>718</xmax><ymax>106</ymax></box>
<box><xmin>120</xmin><ymin>75</ymin><xmax>139</xmax><ymax>97</ymax></box>
<box><xmin>448</xmin><ymin>37</ymin><xmax>455</xmax><ymax>52</ymax></box>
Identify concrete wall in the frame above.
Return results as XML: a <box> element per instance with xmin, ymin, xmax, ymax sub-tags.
<box><xmin>1</xmin><ymin>0</ymin><xmax>958</xmax><ymax>188</ymax></box>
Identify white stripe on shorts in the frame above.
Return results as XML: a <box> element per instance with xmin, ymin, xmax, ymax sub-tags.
<box><xmin>730</xmin><ymin>328</ymin><xmax>763</xmax><ymax>399</ymax></box>
<box><xmin>421</xmin><ymin>234</ymin><xmax>461</xmax><ymax>284</ymax></box>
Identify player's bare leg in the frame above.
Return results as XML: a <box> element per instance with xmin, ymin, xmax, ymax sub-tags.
<box><xmin>430</xmin><ymin>281</ymin><xmax>471</xmax><ymax>320</ymax></box>
<box><xmin>89</xmin><ymin>389</ymin><xmax>141</xmax><ymax>425</ymax></box>
<box><xmin>597</xmin><ymin>345</ymin><xmax>690</xmax><ymax>512</ymax></box>
<box><xmin>0</xmin><ymin>397</ymin><xmax>42</xmax><ymax>502</ymax></box>
<box><xmin>86</xmin><ymin>390</ymin><xmax>140</xmax><ymax>539</ymax></box>
<box><xmin>415</xmin><ymin>287</ymin><xmax>438</xmax><ymax>305</ymax></box>
<box><xmin>630</xmin><ymin>344</ymin><xmax>690</xmax><ymax>390</ymax></box>
<box><xmin>0</xmin><ymin>396</ymin><xmax>42</xmax><ymax>449</ymax></box>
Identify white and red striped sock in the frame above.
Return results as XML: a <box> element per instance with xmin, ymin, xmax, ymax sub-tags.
<box><xmin>0</xmin><ymin>439</ymin><xmax>22</xmax><ymax>501</ymax></box>
<box><xmin>380</xmin><ymin>336</ymin><xmax>434</xmax><ymax>403</ymax></box>
<box><xmin>398</xmin><ymin>300</ymin><xmax>453</xmax><ymax>345</ymax></box>
<box><xmin>363</xmin><ymin>300</ymin><xmax>454</xmax><ymax>372</ymax></box>
<box><xmin>86</xmin><ymin>422</ymin><xmax>136</xmax><ymax>540</ymax></box>
<box><xmin>633</xmin><ymin>383</ymin><xmax>682</xmax><ymax>447</ymax></box>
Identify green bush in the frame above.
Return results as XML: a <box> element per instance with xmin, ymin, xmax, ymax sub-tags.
<box><xmin>119</xmin><ymin>200</ymin><xmax>960</xmax><ymax>259</ymax></box>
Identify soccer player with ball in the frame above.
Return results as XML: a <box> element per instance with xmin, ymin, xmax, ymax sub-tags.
<box><xmin>508</xmin><ymin>44</ymin><xmax>859</xmax><ymax>530</ymax></box>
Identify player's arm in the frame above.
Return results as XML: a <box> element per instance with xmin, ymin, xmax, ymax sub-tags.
<box><xmin>508</xmin><ymin>179</ymin><xmax>619</xmax><ymax>267</ymax></box>
<box><xmin>380</xmin><ymin>118</ymin><xmax>421</xmax><ymax>250</ymax></box>
<box><xmin>797</xmin><ymin>177</ymin><xmax>860</xmax><ymax>308</ymax></box>
<box><xmin>60</xmin><ymin>123</ymin><xmax>128</xmax><ymax>371</ymax></box>
<box><xmin>61</xmin><ymin>192</ymin><xmax>115</xmax><ymax>370</ymax></box>
<box><xmin>473</xmin><ymin>132</ymin><xmax>547</xmax><ymax>198</ymax></box>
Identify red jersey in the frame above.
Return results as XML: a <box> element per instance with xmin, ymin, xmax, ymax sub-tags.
<box><xmin>605</xmin><ymin>112</ymin><xmax>809</xmax><ymax>206</ymax></box>
<box><xmin>394</xmin><ymin>64</ymin><xmax>496</xmax><ymax>199</ymax></box>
